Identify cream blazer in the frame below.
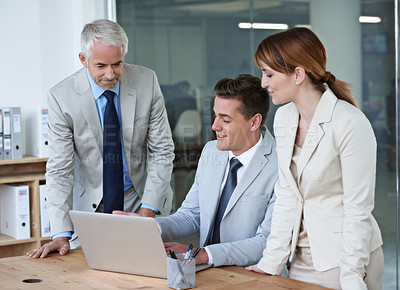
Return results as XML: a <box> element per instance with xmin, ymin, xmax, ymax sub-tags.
<box><xmin>257</xmin><ymin>89</ymin><xmax>382</xmax><ymax>289</ymax></box>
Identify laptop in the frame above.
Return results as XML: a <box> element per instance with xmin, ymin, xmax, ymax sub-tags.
<box><xmin>69</xmin><ymin>210</ymin><xmax>168</xmax><ymax>278</ymax></box>
<box><xmin>69</xmin><ymin>210</ymin><xmax>211</xmax><ymax>279</ymax></box>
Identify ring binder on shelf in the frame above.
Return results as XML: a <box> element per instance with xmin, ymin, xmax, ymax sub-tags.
<box><xmin>0</xmin><ymin>184</ymin><xmax>31</xmax><ymax>240</ymax></box>
<box><xmin>2</xmin><ymin>108</ymin><xmax>11</xmax><ymax>160</ymax></box>
<box><xmin>0</xmin><ymin>109</ymin><xmax>3</xmax><ymax>160</ymax></box>
<box><xmin>26</xmin><ymin>106</ymin><xmax>49</xmax><ymax>158</ymax></box>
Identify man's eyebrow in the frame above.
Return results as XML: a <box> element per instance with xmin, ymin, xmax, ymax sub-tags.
<box><xmin>94</xmin><ymin>60</ymin><xmax>123</xmax><ymax>66</ymax></box>
<box><xmin>215</xmin><ymin>113</ymin><xmax>232</xmax><ymax>118</ymax></box>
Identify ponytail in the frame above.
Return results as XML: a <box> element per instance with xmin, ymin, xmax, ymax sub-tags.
<box><xmin>323</xmin><ymin>71</ymin><xmax>358</xmax><ymax>108</ymax></box>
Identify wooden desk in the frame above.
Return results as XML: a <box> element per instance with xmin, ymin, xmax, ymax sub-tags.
<box><xmin>0</xmin><ymin>249</ymin><xmax>330</xmax><ymax>289</ymax></box>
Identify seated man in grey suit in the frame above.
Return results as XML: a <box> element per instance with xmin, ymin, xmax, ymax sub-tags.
<box><xmin>117</xmin><ymin>74</ymin><xmax>278</xmax><ymax>267</ymax></box>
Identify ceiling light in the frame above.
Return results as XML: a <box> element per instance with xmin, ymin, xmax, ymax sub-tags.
<box><xmin>238</xmin><ymin>22</ymin><xmax>288</xmax><ymax>30</ymax></box>
<box><xmin>295</xmin><ymin>24</ymin><xmax>312</xmax><ymax>29</ymax></box>
<box><xmin>238</xmin><ymin>23</ymin><xmax>252</xmax><ymax>29</ymax></box>
<box><xmin>359</xmin><ymin>16</ymin><xmax>381</xmax><ymax>23</ymax></box>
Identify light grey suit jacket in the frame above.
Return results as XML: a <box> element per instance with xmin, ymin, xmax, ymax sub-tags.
<box><xmin>157</xmin><ymin>130</ymin><xmax>278</xmax><ymax>267</ymax></box>
<box><xmin>46</xmin><ymin>64</ymin><xmax>174</xmax><ymax>236</ymax></box>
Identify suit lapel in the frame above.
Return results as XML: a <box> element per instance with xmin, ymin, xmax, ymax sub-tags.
<box><xmin>204</xmin><ymin>150</ymin><xmax>229</xmax><ymax>245</ymax></box>
<box><xmin>296</xmin><ymin>122</ymin><xmax>324</xmax><ymax>179</ymax></box>
<box><xmin>297</xmin><ymin>89</ymin><xmax>337</xmax><ymax>179</ymax></box>
<box><xmin>223</xmin><ymin>131</ymin><xmax>273</xmax><ymax>216</ymax></box>
<box><xmin>278</xmin><ymin>104</ymin><xmax>300</xmax><ymax>194</ymax></box>
<box><xmin>208</xmin><ymin>151</ymin><xmax>229</xmax><ymax>218</ymax></box>
<box><xmin>119</xmin><ymin>68</ymin><xmax>137</xmax><ymax>157</ymax></box>
<box><xmin>77</xmin><ymin>69</ymin><xmax>103</xmax><ymax>155</ymax></box>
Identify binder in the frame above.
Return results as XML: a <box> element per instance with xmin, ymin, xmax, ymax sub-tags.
<box><xmin>0</xmin><ymin>109</ymin><xmax>3</xmax><ymax>160</ymax></box>
<box><xmin>2</xmin><ymin>108</ymin><xmax>11</xmax><ymax>160</ymax></box>
<box><xmin>26</xmin><ymin>107</ymin><xmax>49</xmax><ymax>158</ymax></box>
<box><xmin>9</xmin><ymin>107</ymin><xmax>22</xmax><ymax>159</ymax></box>
<box><xmin>0</xmin><ymin>184</ymin><xmax>31</xmax><ymax>240</ymax></box>
<box><xmin>39</xmin><ymin>184</ymin><xmax>51</xmax><ymax>237</ymax></box>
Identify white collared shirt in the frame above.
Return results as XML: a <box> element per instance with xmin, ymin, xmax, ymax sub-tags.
<box><xmin>219</xmin><ymin>135</ymin><xmax>263</xmax><ymax>193</ymax></box>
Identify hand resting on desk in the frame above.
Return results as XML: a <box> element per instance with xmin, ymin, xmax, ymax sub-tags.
<box><xmin>26</xmin><ymin>209</ymin><xmax>155</xmax><ymax>259</ymax></box>
<box><xmin>245</xmin><ymin>264</ymin><xmax>270</xmax><ymax>274</ymax></box>
<box><xmin>164</xmin><ymin>242</ymin><xmax>208</xmax><ymax>265</ymax></box>
<box><xmin>26</xmin><ymin>237</ymin><xmax>70</xmax><ymax>259</ymax></box>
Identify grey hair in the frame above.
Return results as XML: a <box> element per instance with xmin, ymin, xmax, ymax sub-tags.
<box><xmin>81</xmin><ymin>19</ymin><xmax>129</xmax><ymax>59</ymax></box>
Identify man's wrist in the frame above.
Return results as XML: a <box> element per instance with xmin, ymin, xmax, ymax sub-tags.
<box><xmin>51</xmin><ymin>231</ymin><xmax>72</xmax><ymax>240</ymax></box>
<box><xmin>196</xmin><ymin>248</ymin><xmax>209</xmax><ymax>265</ymax></box>
<box><xmin>139</xmin><ymin>207</ymin><xmax>157</xmax><ymax>218</ymax></box>
<box><xmin>140</xmin><ymin>203</ymin><xmax>159</xmax><ymax>214</ymax></box>
<box><xmin>54</xmin><ymin>236</ymin><xmax>70</xmax><ymax>241</ymax></box>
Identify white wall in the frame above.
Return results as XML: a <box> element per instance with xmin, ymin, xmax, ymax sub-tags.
<box><xmin>0</xmin><ymin>0</ymin><xmax>107</xmax><ymax>154</ymax></box>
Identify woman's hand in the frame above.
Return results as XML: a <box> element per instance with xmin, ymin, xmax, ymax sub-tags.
<box><xmin>245</xmin><ymin>264</ymin><xmax>268</xmax><ymax>274</ymax></box>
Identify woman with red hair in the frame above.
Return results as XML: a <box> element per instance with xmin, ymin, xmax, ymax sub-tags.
<box><xmin>246</xmin><ymin>27</ymin><xmax>383</xmax><ymax>290</ymax></box>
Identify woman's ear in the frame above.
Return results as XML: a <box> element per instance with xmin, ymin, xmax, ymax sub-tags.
<box><xmin>294</xmin><ymin>67</ymin><xmax>306</xmax><ymax>85</ymax></box>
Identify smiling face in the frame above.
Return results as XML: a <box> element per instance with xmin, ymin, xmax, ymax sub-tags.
<box><xmin>211</xmin><ymin>96</ymin><xmax>259</xmax><ymax>156</ymax></box>
<box><xmin>79</xmin><ymin>41</ymin><xmax>124</xmax><ymax>90</ymax></box>
<box><xmin>259</xmin><ymin>62</ymin><xmax>297</xmax><ymax>105</ymax></box>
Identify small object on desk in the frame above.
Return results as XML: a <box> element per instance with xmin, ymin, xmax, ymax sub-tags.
<box><xmin>169</xmin><ymin>249</ymin><xmax>177</xmax><ymax>259</ymax></box>
<box><xmin>167</xmin><ymin>253</ymin><xmax>196</xmax><ymax>289</ymax></box>
<box><xmin>191</xmin><ymin>247</ymin><xmax>201</xmax><ymax>258</ymax></box>
<box><xmin>184</xmin><ymin>244</ymin><xmax>193</xmax><ymax>259</ymax></box>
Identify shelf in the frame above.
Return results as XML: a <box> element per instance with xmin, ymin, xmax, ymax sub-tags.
<box><xmin>0</xmin><ymin>156</ymin><xmax>48</xmax><ymax>177</ymax></box>
<box><xmin>0</xmin><ymin>156</ymin><xmax>48</xmax><ymax>258</ymax></box>
<box><xmin>0</xmin><ymin>233</ymin><xmax>36</xmax><ymax>246</ymax></box>
<box><xmin>0</xmin><ymin>173</ymin><xmax>45</xmax><ymax>184</ymax></box>
<box><xmin>0</xmin><ymin>155</ymin><xmax>48</xmax><ymax>165</ymax></box>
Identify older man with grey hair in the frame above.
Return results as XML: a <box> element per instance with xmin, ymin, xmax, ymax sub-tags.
<box><xmin>27</xmin><ymin>19</ymin><xmax>174</xmax><ymax>258</ymax></box>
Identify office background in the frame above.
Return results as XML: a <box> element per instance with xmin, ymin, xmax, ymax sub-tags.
<box><xmin>1</xmin><ymin>0</ymin><xmax>398</xmax><ymax>289</ymax></box>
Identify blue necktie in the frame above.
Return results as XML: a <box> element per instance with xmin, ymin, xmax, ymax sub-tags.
<box><xmin>102</xmin><ymin>90</ymin><xmax>124</xmax><ymax>213</ymax></box>
<box><xmin>211</xmin><ymin>157</ymin><xmax>242</xmax><ymax>244</ymax></box>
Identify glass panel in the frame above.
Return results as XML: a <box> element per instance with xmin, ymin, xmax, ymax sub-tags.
<box><xmin>396</xmin><ymin>0</ymin><xmax>399</xmax><ymax>288</ymax></box>
<box><xmin>361</xmin><ymin>1</ymin><xmax>396</xmax><ymax>289</ymax></box>
<box><xmin>116</xmin><ymin>1</ymin><xmax>396</xmax><ymax>288</ymax></box>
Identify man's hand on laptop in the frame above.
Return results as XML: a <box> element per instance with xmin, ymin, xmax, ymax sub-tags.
<box><xmin>112</xmin><ymin>208</ymin><xmax>156</xmax><ymax>218</ymax></box>
<box><xmin>112</xmin><ymin>210</ymin><xmax>140</xmax><ymax>216</ymax></box>
<box><xmin>164</xmin><ymin>242</ymin><xmax>209</xmax><ymax>265</ymax></box>
<box><xmin>26</xmin><ymin>237</ymin><xmax>70</xmax><ymax>259</ymax></box>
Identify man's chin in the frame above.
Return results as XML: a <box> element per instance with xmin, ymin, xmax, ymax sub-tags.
<box><xmin>100</xmin><ymin>83</ymin><xmax>117</xmax><ymax>90</ymax></box>
<box><xmin>216</xmin><ymin>141</ymin><xmax>228</xmax><ymax>152</ymax></box>
<box><xmin>96</xmin><ymin>79</ymin><xmax>118</xmax><ymax>90</ymax></box>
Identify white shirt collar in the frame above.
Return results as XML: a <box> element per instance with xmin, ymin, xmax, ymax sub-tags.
<box><xmin>228</xmin><ymin>135</ymin><xmax>263</xmax><ymax>168</ymax></box>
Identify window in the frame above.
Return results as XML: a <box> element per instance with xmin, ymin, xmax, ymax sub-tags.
<box><xmin>117</xmin><ymin>2</ymin><xmax>397</xmax><ymax>288</ymax></box>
